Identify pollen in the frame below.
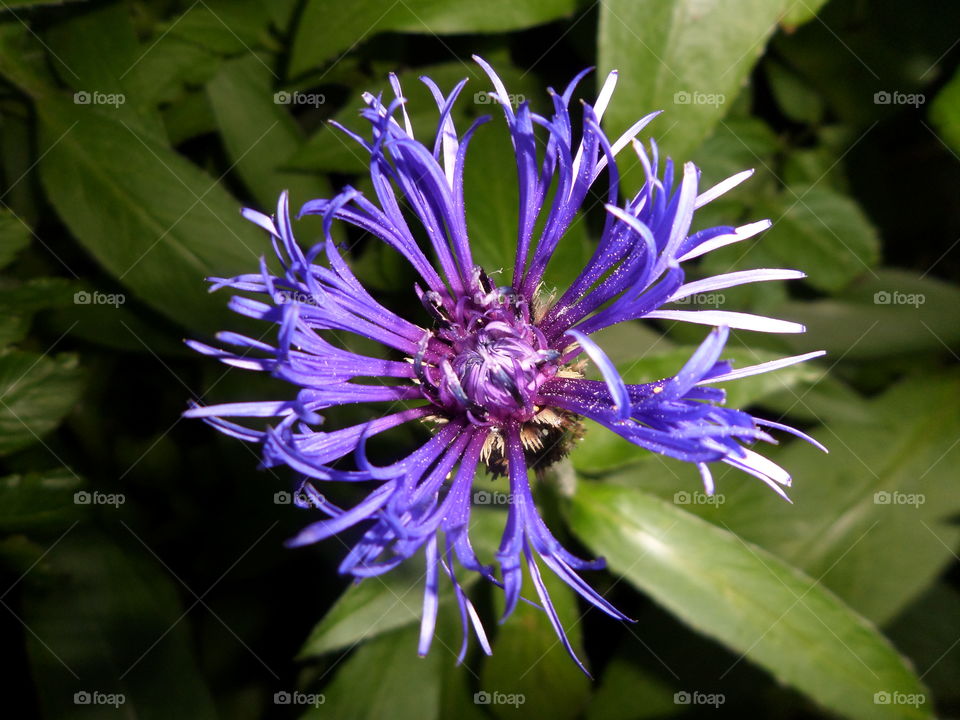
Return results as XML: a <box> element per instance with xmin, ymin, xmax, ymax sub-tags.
<box><xmin>477</xmin><ymin>406</ymin><xmax>585</xmax><ymax>476</ymax></box>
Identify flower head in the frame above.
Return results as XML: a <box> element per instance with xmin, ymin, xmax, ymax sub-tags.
<box><xmin>185</xmin><ymin>58</ymin><xmax>824</xmax><ymax>673</ymax></box>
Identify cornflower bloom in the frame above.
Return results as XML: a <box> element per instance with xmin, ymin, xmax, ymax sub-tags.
<box><xmin>186</xmin><ymin>57</ymin><xmax>824</xmax><ymax>672</ymax></box>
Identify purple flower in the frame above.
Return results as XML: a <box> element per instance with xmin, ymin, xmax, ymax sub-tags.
<box><xmin>185</xmin><ymin>58</ymin><xmax>824</xmax><ymax>673</ymax></box>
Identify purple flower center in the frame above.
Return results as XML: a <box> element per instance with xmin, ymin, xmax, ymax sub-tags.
<box><xmin>415</xmin><ymin>273</ymin><xmax>560</xmax><ymax>425</ymax></box>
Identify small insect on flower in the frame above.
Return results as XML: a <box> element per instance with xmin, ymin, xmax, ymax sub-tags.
<box><xmin>185</xmin><ymin>57</ymin><xmax>825</xmax><ymax>674</ymax></box>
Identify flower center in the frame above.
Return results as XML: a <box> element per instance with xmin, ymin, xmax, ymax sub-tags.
<box><xmin>414</xmin><ymin>271</ymin><xmax>559</xmax><ymax>425</ymax></box>
<box><xmin>449</xmin><ymin>326</ymin><xmax>548</xmax><ymax>420</ymax></box>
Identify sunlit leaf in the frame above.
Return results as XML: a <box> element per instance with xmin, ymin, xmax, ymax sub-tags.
<box><xmin>569</xmin><ymin>482</ymin><xmax>932</xmax><ymax>720</ymax></box>
<box><xmin>0</xmin><ymin>350</ymin><xmax>85</xmax><ymax>456</ymax></box>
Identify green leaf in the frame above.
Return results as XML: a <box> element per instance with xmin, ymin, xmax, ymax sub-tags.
<box><xmin>568</xmin><ymin>482</ymin><xmax>932</xmax><ymax>720</ymax></box>
<box><xmin>300</xmin><ymin>508</ymin><xmax>503</xmax><ymax>656</ymax></box>
<box><xmin>750</xmin><ymin>373</ymin><xmax>874</xmax><ymax>427</ymax></box>
<box><xmin>298</xmin><ymin>560</ymin><xmax>445</xmax><ymax>658</ymax></box>
<box><xmin>691</xmin><ymin>115</ymin><xmax>780</xmax><ymax>193</ymax></box>
<box><xmin>1</xmin><ymin>105</ymin><xmax>42</xmax><ymax>224</ymax></box>
<box><xmin>651</xmin><ymin>370</ymin><xmax>960</xmax><ymax>627</ymax></box>
<box><xmin>207</xmin><ymin>54</ymin><xmax>332</xmax><ymax>210</ymax></box>
<box><xmin>586</xmin><ymin>656</ymin><xmax>679</xmax><ymax>720</ymax></box>
<box><xmin>44</xmin><ymin>297</ymin><xmax>190</xmax><ymax>357</ymax></box>
<box><xmin>579</xmin><ymin>320</ymin><xmax>672</xmax><ymax>370</ymax></box>
<box><xmin>930</xmin><ymin>66</ymin><xmax>960</xmax><ymax>153</ymax></box>
<box><xmin>439</xmin><ymin>633</ymin><xmax>488</xmax><ymax>720</ymax></box>
<box><xmin>36</xmin><ymin>96</ymin><xmax>268</xmax><ymax>334</ymax></box>
<box><xmin>302</xmin><ymin>623</ymin><xmax>442</xmax><ymax>720</ymax></box>
<box><xmin>166</xmin><ymin>0</ymin><xmax>271</xmax><ymax>56</ymax></box>
<box><xmin>44</xmin><ymin>3</ymin><xmax>168</xmax><ymax>143</ymax></box>
<box><xmin>0</xmin><ymin>209</ymin><xmax>30</xmax><ymax>269</ymax></box>
<box><xmin>887</xmin><ymin>584</ymin><xmax>960</xmax><ymax>705</ymax></box>
<box><xmin>598</xmin><ymin>0</ymin><xmax>789</xmax><ymax>180</ymax></box>
<box><xmin>570</xmin><ymin>418</ymin><xmax>651</xmax><ymax>476</ymax></box>
<box><xmin>775</xmin><ymin>269</ymin><xmax>960</xmax><ymax>359</ymax></box>
<box><xmin>463</xmin><ymin>122</ymin><xmax>523</xmax><ymax>278</ymax></box>
<box><xmin>289</xmin><ymin>0</ymin><xmax>581</xmax><ymax>77</ymax></box>
<box><xmin>162</xmin><ymin>89</ymin><xmax>218</xmax><ymax>146</ymax></box>
<box><xmin>764</xmin><ymin>59</ymin><xmax>825</xmax><ymax>125</ymax></box>
<box><xmin>758</xmin><ymin>185</ymin><xmax>880</xmax><ymax>293</ymax></box>
<box><xmin>267</xmin><ymin>0</ymin><xmax>300</xmax><ymax>33</ymax></box>
<box><xmin>0</xmin><ymin>23</ymin><xmax>53</xmax><ymax>96</ymax></box>
<box><xmin>0</xmin><ymin>271</ymin><xmax>54</xmax><ymax>347</ymax></box>
<box><xmin>780</xmin><ymin>0</ymin><xmax>831</xmax><ymax>30</ymax></box>
<box><xmin>480</xmin><ymin>564</ymin><xmax>591</xmax><ymax>720</ymax></box>
<box><xmin>348</xmin><ymin>239</ymin><xmax>415</xmax><ymax>293</ymax></box>
<box><xmin>289</xmin><ymin>124</ymin><xmax>369</xmax><ymax>175</ymax></box>
<box><xmin>0</xmin><ymin>349</ymin><xmax>85</xmax><ymax>456</ymax></box>
<box><xmin>0</xmin><ymin>534</ymin><xmax>49</xmax><ymax>575</ymax></box>
<box><xmin>125</xmin><ymin>37</ymin><xmax>222</xmax><ymax>107</ymax></box>
<box><xmin>0</xmin><ymin>471</ymin><xmax>82</xmax><ymax>533</ymax></box>
<box><xmin>0</xmin><ymin>277</ymin><xmax>77</xmax><ymax>315</ymax></box>
<box><xmin>0</xmin><ymin>314</ymin><xmax>30</xmax><ymax>350</ymax></box>
<box><xmin>22</xmin><ymin>528</ymin><xmax>219</xmax><ymax>720</ymax></box>
<box><xmin>782</xmin><ymin>144</ymin><xmax>846</xmax><ymax>189</ymax></box>
<box><xmin>0</xmin><ymin>0</ymin><xmax>84</xmax><ymax>10</ymax></box>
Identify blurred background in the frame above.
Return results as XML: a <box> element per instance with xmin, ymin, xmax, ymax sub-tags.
<box><xmin>1</xmin><ymin>1</ymin><xmax>958</xmax><ymax>718</ymax></box>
